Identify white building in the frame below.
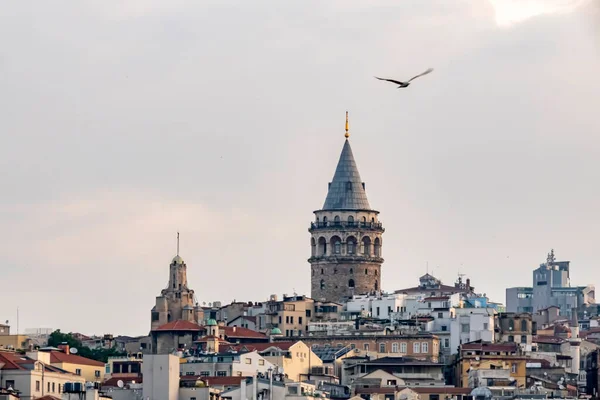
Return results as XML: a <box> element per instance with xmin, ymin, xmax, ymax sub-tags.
<box><xmin>450</xmin><ymin>308</ymin><xmax>497</xmax><ymax>354</ymax></box>
<box><xmin>143</xmin><ymin>354</ymin><xmax>180</xmax><ymax>400</ymax></box>
<box><xmin>345</xmin><ymin>293</ymin><xmax>408</xmax><ymax>319</ymax></box>
<box><xmin>181</xmin><ymin>351</ymin><xmax>275</xmax><ymax>377</ymax></box>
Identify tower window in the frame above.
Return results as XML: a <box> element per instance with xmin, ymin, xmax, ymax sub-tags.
<box><xmin>350</xmin><ymin>268</ymin><xmax>353</xmax><ymax>274</ymax></box>
<box><xmin>348</xmin><ymin>216</ymin><xmax>354</xmax><ymax>226</ymax></box>
<box><xmin>321</xmin><ymin>268</ymin><xmax>324</xmax><ymax>274</ymax></box>
<box><xmin>349</xmin><ymin>279</ymin><xmax>355</xmax><ymax>288</ymax></box>
<box><xmin>334</xmin><ymin>241</ymin><xmax>341</xmax><ymax>254</ymax></box>
<box><xmin>346</xmin><ymin>181</ymin><xmax>352</xmax><ymax>191</ymax></box>
<box><xmin>334</xmin><ymin>216</ymin><xmax>340</xmax><ymax>226</ymax></box>
<box><xmin>365</xmin><ymin>268</ymin><xmax>368</xmax><ymax>275</ymax></box>
<box><xmin>375</xmin><ymin>280</ymin><xmax>378</xmax><ymax>291</ymax></box>
<box><xmin>320</xmin><ymin>279</ymin><xmax>325</xmax><ymax>290</ymax></box>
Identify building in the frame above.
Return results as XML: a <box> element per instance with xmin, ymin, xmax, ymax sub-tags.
<box><xmin>395</xmin><ymin>274</ymin><xmax>474</xmax><ymax>298</ymax></box>
<box><xmin>495</xmin><ymin>312</ymin><xmax>536</xmax><ymax>352</ymax></box>
<box><xmin>103</xmin><ymin>354</ymin><xmax>143</xmax><ymax>385</ymax></box>
<box><xmin>0</xmin><ymin>350</ymin><xmax>86</xmax><ymax>399</ymax></box>
<box><xmin>308</xmin><ymin>115</ymin><xmax>384</xmax><ymax>303</ymax></box>
<box><xmin>454</xmin><ymin>342</ymin><xmax>527</xmax><ymax>388</ymax></box>
<box><xmin>342</xmin><ymin>356</ymin><xmax>445</xmax><ymax>386</ymax></box>
<box><xmin>142</xmin><ymin>354</ymin><xmax>180</xmax><ymax>400</ymax></box>
<box><xmin>0</xmin><ymin>324</ymin><xmax>32</xmax><ymax>351</ymax></box>
<box><xmin>181</xmin><ymin>350</ymin><xmax>275</xmax><ymax>378</ymax></box>
<box><xmin>281</xmin><ymin>333</ymin><xmax>440</xmax><ymax>363</ymax></box>
<box><xmin>150</xmin><ymin>247</ymin><xmax>204</xmax><ymax>331</ymax></box>
<box><xmin>28</xmin><ymin>348</ymin><xmax>105</xmax><ymax>383</ymax></box>
<box><xmin>506</xmin><ymin>249</ymin><xmax>596</xmax><ymax>319</ymax></box>
<box><xmin>449</xmin><ymin>308</ymin><xmax>496</xmax><ymax>355</ymax></box>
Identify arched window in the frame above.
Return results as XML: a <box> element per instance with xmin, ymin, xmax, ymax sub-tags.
<box><xmin>331</xmin><ymin>236</ymin><xmax>342</xmax><ymax>255</ymax></box>
<box><xmin>321</xmin><ymin>268</ymin><xmax>324</xmax><ymax>275</ymax></box>
<box><xmin>350</xmin><ymin>268</ymin><xmax>353</xmax><ymax>274</ymax></box>
<box><xmin>375</xmin><ymin>280</ymin><xmax>378</xmax><ymax>291</ymax></box>
<box><xmin>334</xmin><ymin>216</ymin><xmax>341</xmax><ymax>226</ymax></box>
<box><xmin>374</xmin><ymin>238</ymin><xmax>381</xmax><ymax>257</ymax></box>
<box><xmin>365</xmin><ymin>268</ymin><xmax>368</xmax><ymax>275</ymax></box>
<box><xmin>320</xmin><ymin>279</ymin><xmax>325</xmax><ymax>290</ymax></box>
<box><xmin>521</xmin><ymin>319</ymin><xmax>528</xmax><ymax>332</ymax></box>
<box><xmin>509</xmin><ymin>319</ymin><xmax>515</xmax><ymax>330</ymax></box>
<box><xmin>322</xmin><ymin>216</ymin><xmax>328</xmax><ymax>226</ymax></box>
<box><xmin>348</xmin><ymin>215</ymin><xmax>354</xmax><ymax>226</ymax></box>
<box><xmin>375</xmin><ymin>270</ymin><xmax>378</xmax><ymax>276</ymax></box>
<box><xmin>347</xmin><ymin>236</ymin><xmax>357</xmax><ymax>254</ymax></box>
<box><xmin>318</xmin><ymin>237</ymin><xmax>327</xmax><ymax>256</ymax></box>
<box><xmin>311</xmin><ymin>238</ymin><xmax>316</xmax><ymax>257</ymax></box>
<box><xmin>361</xmin><ymin>237</ymin><xmax>371</xmax><ymax>256</ymax></box>
<box><xmin>349</xmin><ymin>279</ymin><xmax>355</xmax><ymax>288</ymax></box>
<box><xmin>362</xmin><ymin>216</ymin><xmax>367</xmax><ymax>226</ymax></box>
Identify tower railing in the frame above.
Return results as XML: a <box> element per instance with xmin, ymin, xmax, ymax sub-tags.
<box><xmin>309</xmin><ymin>221</ymin><xmax>384</xmax><ymax>230</ymax></box>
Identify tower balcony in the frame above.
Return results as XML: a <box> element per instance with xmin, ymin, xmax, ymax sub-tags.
<box><xmin>308</xmin><ymin>221</ymin><xmax>384</xmax><ymax>233</ymax></box>
<box><xmin>308</xmin><ymin>254</ymin><xmax>384</xmax><ymax>264</ymax></box>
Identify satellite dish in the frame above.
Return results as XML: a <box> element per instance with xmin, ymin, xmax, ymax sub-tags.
<box><xmin>117</xmin><ymin>380</ymin><xmax>124</xmax><ymax>388</ymax></box>
<box><xmin>70</xmin><ymin>348</ymin><xmax>78</xmax><ymax>354</ymax></box>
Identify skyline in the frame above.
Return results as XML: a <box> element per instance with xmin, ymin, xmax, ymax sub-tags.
<box><xmin>1</xmin><ymin>0</ymin><xmax>599</xmax><ymax>335</ymax></box>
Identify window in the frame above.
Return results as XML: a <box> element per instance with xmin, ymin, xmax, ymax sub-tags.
<box><xmin>422</xmin><ymin>342</ymin><xmax>429</xmax><ymax>353</ymax></box>
<box><xmin>461</xmin><ymin>323</ymin><xmax>470</xmax><ymax>333</ymax></box>
<box><xmin>320</xmin><ymin>279</ymin><xmax>325</xmax><ymax>290</ymax></box>
<box><xmin>217</xmin><ymin>371</ymin><xmax>227</xmax><ymax>377</ymax></box>
<box><xmin>392</xmin><ymin>343</ymin><xmax>399</xmax><ymax>353</ymax></box>
<box><xmin>191</xmin><ymin>397</ymin><xmax>197</xmax><ymax>400</ymax></box>
<box><xmin>348</xmin><ymin>215</ymin><xmax>354</xmax><ymax>225</ymax></box>
<box><xmin>521</xmin><ymin>319</ymin><xmax>528</xmax><ymax>332</ymax></box>
<box><xmin>58</xmin><ymin>384</ymin><xmax>61</xmax><ymax>393</ymax></box>
<box><xmin>36</xmin><ymin>381</ymin><xmax>40</xmax><ymax>392</ymax></box>
<box><xmin>508</xmin><ymin>335</ymin><xmax>514</xmax><ymax>343</ymax></box>
<box><xmin>444</xmin><ymin>339</ymin><xmax>450</xmax><ymax>348</ymax></box>
<box><xmin>413</xmin><ymin>342</ymin><xmax>421</xmax><ymax>353</ymax></box>
<box><xmin>299</xmin><ymin>317</ymin><xmax>303</xmax><ymax>324</ymax></box>
<box><xmin>350</xmin><ymin>343</ymin><xmax>356</xmax><ymax>349</ymax></box>
<box><xmin>430</xmin><ymin>395</ymin><xmax>440</xmax><ymax>400</ymax></box>
<box><xmin>483</xmin><ymin>323</ymin><xmax>489</xmax><ymax>330</ymax></box>
<box><xmin>387</xmin><ymin>380</ymin><xmax>397</xmax><ymax>386</ymax></box>
<box><xmin>438</xmin><ymin>312</ymin><xmax>443</xmax><ymax>318</ymax></box>
<box><xmin>364</xmin><ymin>343</ymin><xmax>369</xmax><ymax>351</ymax></box>
<box><xmin>511</xmin><ymin>364</ymin><xmax>517</xmax><ymax>373</ymax></box>
<box><xmin>48</xmin><ymin>382</ymin><xmax>51</xmax><ymax>393</ymax></box>
<box><xmin>400</xmin><ymin>343</ymin><xmax>407</xmax><ymax>353</ymax></box>
<box><xmin>348</xmin><ymin>241</ymin><xmax>355</xmax><ymax>254</ymax></box>
<box><xmin>105</xmin><ymin>365</ymin><xmax>111</xmax><ymax>373</ymax></box>
<box><xmin>334</xmin><ymin>215</ymin><xmax>340</xmax><ymax>225</ymax></box>
<box><xmin>259</xmin><ymin>359</ymin><xmax>265</xmax><ymax>365</ymax></box>
<box><xmin>200</xmin><ymin>371</ymin><xmax>210</xmax><ymax>377</ymax></box>
<box><xmin>95</xmin><ymin>370</ymin><xmax>101</xmax><ymax>378</ymax></box>
<box><xmin>379</xmin><ymin>343</ymin><xmax>386</xmax><ymax>353</ymax></box>
<box><xmin>76</xmin><ymin>369</ymin><xmax>82</xmax><ymax>375</ymax></box>
<box><xmin>245</xmin><ymin>358</ymin><xmax>252</xmax><ymax>364</ymax></box>
<box><xmin>279</xmin><ymin>316</ymin><xmax>282</xmax><ymax>323</ymax></box>
<box><xmin>186</xmin><ymin>371</ymin><xmax>195</xmax><ymax>375</ymax></box>
<box><xmin>334</xmin><ymin>241</ymin><xmax>341</xmax><ymax>254</ymax></box>
<box><xmin>365</xmin><ymin>268</ymin><xmax>368</xmax><ymax>275</ymax></box>
<box><xmin>509</xmin><ymin>319</ymin><xmax>515</xmax><ymax>330</ymax></box>
<box><xmin>290</xmin><ymin>316</ymin><xmax>294</xmax><ymax>324</ymax></box>
<box><xmin>349</xmin><ymin>279</ymin><xmax>355</xmax><ymax>288</ymax></box>
<box><xmin>441</xmin><ymin>326</ymin><xmax>447</xmax><ymax>331</ymax></box>
<box><xmin>5</xmin><ymin>380</ymin><xmax>14</xmax><ymax>390</ymax></box>
<box><xmin>521</xmin><ymin>335</ymin><xmax>527</xmax><ymax>344</ymax></box>
<box><xmin>376</xmin><ymin>307</ymin><xmax>380</xmax><ymax>316</ymax></box>
<box><xmin>286</xmin><ymin>316</ymin><xmax>289</xmax><ymax>323</ymax></box>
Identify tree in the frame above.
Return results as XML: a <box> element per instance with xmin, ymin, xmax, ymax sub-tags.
<box><xmin>46</xmin><ymin>330</ymin><xmax>126</xmax><ymax>363</ymax></box>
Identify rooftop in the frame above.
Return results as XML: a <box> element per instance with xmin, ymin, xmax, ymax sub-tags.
<box><xmin>153</xmin><ymin>320</ymin><xmax>201</xmax><ymax>332</ymax></box>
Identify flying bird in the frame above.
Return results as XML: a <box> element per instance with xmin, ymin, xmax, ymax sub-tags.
<box><xmin>375</xmin><ymin>68</ymin><xmax>434</xmax><ymax>88</ymax></box>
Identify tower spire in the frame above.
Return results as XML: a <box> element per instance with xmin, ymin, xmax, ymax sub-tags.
<box><xmin>177</xmin><ymin>232</ymin><xmax>180</xmax><ymax>256</ymax></box>
<box><xmin>344</xmin><ymin>111</ymin><xmax>350</xmax><ymax>139</ymax></box>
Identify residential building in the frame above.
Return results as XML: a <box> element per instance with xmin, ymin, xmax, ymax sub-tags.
<box><xmin>395</xmin><ymin>274</ymin><xmax>474</xmax><ymax>298</ymax></box>
<box><xmin>26</xmin><ymin>348</ymin><xmax>105</xmax><ymax>383</ymax></box>
<box><xmin>228</xmin><ymin>316</ymin><xmax>258</xmax><ymax>331</ymax></box>
<box><xmin>284</xmin><ymin>333</ymin><xmax>440</xmax><ymax>362</ymax></box>
<box><xmin>449</xmin><ymin>308</ymin><xmax>496</xmax><ymax>355</ymax></box>
<box><xmin>354</xmin><ymin>386</ymin><xmax>472</xmax><ymax>400</ymax></box>
<box><xmin>506</xmin><ymin>249</ymin><xmax>596</xmax><ymax>319</ymax></box>
<box><xmin>0</xmin><ymin>350</ymin><xmax>86</xmax><ymax>399</ymax></box>
<box><xmin>342</xmin><ymin>356</ymin><xmax>445</xmax><ymax>386</ymax></box>
<box><xmin>181</xmin><ymin>351</ymin><xmax>275</xmax><ymax>378</ymax></box>
<box><xmin>495</xmin><ymin>312</ymin><xmax>536</xmax><ymax>352</ymax></box>
<box><xmin>103</xmin><ymin>354</ymin><xmax>143</xmax><ymax>384</ymax></box>
<box><xmin>142</xmin><ymin>354</ymin><xmax>180</xmax><ymax>400</ymax></box>
<box><xmin>454</xmin><ymin>342</ymin><xmax>527</xmax><ymax>388</ymax></box>
<box><xmin>0</xmin><ymin>324</ymin><xmax>32</xmax><ymax>351</ymax></box>
<box><xmin>308</xmin><ymin>119</ymin><xmax>385</xmax><ymax>303</ymax></box>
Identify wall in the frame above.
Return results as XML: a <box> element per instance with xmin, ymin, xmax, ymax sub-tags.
<box><xmin>0</xmin><ymin>365</ymin><xmax>85</xmax><ymax>399</ymax></box>
<box><xmin>142</xmin><ymin>354</ymin><xmax>179</xmax><ymax>400</ymax></box>
<box><xmin>52</xmin><ymin>361</ymin><xmax>104</xmax><ymax>383</ymax></box>
<box><xmin>0</xmin><ymin>335</ymin><xmax>31</xmax><ymax>350</ymax></box>
<box><xmin>263</xmin><ymin>342</ymin><xmax>323</xmax><ymax>382</ymax></box>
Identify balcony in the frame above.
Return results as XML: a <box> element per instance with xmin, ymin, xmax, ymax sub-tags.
<box><xmin>308</xmin><ymin>254</ymin><xmax>384</xmax><ymax>263</ymax></box>
<box><xmin>309</xmin><ymin>221</ymin><xmax>384</xmax><ymax>232</ymax></box>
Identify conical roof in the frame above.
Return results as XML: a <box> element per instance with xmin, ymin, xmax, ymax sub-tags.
<box><xmin>322</xmin><ymin>139</ymin><xmax>372</xmax><ymax>210</ymax></box>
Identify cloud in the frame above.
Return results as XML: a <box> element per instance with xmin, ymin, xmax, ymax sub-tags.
<box><xmin>489</xmin><ymin>0</ymin><xmax>592</xmax><ymax>27</ymax></box>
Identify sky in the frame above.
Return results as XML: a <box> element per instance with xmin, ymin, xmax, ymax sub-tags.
<box><xmin>0</xmin><ymin>0</ymin><xmax>599</xmax><ymax>336</ymax></box>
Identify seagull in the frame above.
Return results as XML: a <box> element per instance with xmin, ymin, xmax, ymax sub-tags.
<box><xmin>375</xmin><ymin>68</ymin><xmax>434</xmax><ymax>88</ymax></box>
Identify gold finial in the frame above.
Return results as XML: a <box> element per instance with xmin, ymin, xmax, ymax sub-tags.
<box><xmin>344</xmin><ymin>111</ymin><xmax>350</xmax><ymax>138</ymax></box>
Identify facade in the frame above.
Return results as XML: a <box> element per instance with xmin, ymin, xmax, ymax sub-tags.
<box><xmin>506</xmin><ymin>250</ymin><xmax>596</xmax><ymax>319</ymax></box>
<box><xmin>0</xmin><ymin>324</ymin><xmax>31</xmax><ymax>351</ymax></box>
<box><xmin>0</xmin><ymin>350</ymin><xmax>86</xmax><ymax>399</ymax></box>
<box><xmin>308</xmin><ymin>118</ymin><xmax>384</xmax><ymax>303</ymax></box>
<box><xmin>26</xmin><ymin>348</ymin><xmax>105</xmax><ymax>383</ymax></box>
<box><xmin>342</xmin><ymin>357</ymin><xmax>445</xmax><ymax>387</ymax></box>
<box><xmin>181</xmin><ymin>351</ymin><xmax>275</xmax><ymax>378</ymax></box>
<box><xmin>142</xmin><ymin>354</ymin><xmax>180</xmax><ymax>400</ymax></box>
<box><xmin>495</xmin><ymin>312</ymin><xmax>536</xmax><ymax>352</ymax></box>
<box><xmin>150</xmin><ymin>250</ymin><xmax>203</xmax><ymax>331</ymax></box>
<box><xmin>449</xmin><ymin>308</ymin><xmax>496</xmax><ymax>355</ymax></box>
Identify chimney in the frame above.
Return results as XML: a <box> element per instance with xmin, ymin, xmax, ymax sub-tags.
<box><xmin>233</xmin><ymin>326</ymin><xmax>237</xmax><ymax>333</ymax></box>
<box><xmin>58</xmin><ymin>343</ymin><xmax>70</xmax><ymax>355</ymax></box>
<box><xmin>466</xmin><ymin>279</ymin><xmax>471</xmax><ymax>290</ymax></box>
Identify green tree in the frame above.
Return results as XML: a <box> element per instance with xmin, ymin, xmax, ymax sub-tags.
<box><xmin>47</xmin><ymin>330</ymin><xmax>126</xmax><ymax>363</ymax></box>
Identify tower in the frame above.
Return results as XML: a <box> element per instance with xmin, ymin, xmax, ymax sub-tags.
<box><xmin>150</xmin><ymin>234</ymin><xmax>203</xmax><ymax>330</ymax></box>
<box><xmin>308</xmin><ymin>113</ymin><xmax>384</xmax><ymax>302</ymax></box>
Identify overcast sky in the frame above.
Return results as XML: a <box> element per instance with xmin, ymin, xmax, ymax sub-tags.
<box><xmin>1</xmin><ymin>0</ymin><xmax>599</xmax><ymax>336</ymax></box>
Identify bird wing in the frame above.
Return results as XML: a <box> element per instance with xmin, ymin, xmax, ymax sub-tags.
<box><xmin>374</xmin><ymin>76</ymin><xmax>406</xmax><ymax>85</ymax></box>
<box><xmin>407</xmin><ymin>68</ymin><xmax>434</xmax><ymax>82</ymax></box>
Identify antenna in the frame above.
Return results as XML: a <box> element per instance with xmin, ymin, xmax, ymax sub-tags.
<box><xmin>177</xmin><ymin>232</ymin><xmax>180</xmax><ymax>256</ymax></box>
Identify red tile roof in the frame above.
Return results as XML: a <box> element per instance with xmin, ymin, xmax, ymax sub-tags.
<box><xmin>533</xmin><ymin>335</ymin><xmax>566</xmax><ymax>344</ymax></box>
<box><xmin>153</xmin><ymin>320</ymin><xmax>201</xmax><ymax>332</ymax></box>
<box><xmin>461</xmin><ymin>342</ymin><xmax>518</xmax><ymax>352</ymax></box>
<box><xmin>219</xmin><ymin>341</ymin><xmax>297</xmax><ymax>353</ymax></box>
<box><xmin>0</xmin><ymin>351</ymin><xmax>26</xmax><ymax>370</ymax></box>
<box><xmin>49</xmin><ymin>351</ymin><xmax>105</xmax><ymax>367</ymax></box>
<box><xmin>220</xmin><ymin>326</ymin><xmax>267</xmax><ymax>339</ymax></box>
